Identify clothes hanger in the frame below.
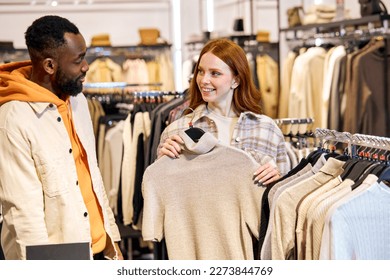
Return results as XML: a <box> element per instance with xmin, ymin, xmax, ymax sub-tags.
<box><xmin>350</xmin><ymin>161</ymin><xmax>382</xmax><ymax>190</ymax></box>
<box><xmin>184</xmin><ymin>107</ymin><xmax>205</xmax><ymax>142</ymax></box>
<box><xmin>344</xmin><ymin>145</ymin><xmax>380</xmax><ymax>183</ymax></box>
<box><xmin>340</xmin><ymin>144</ymin><xmax>372</xmax><ymax>181</ymax></box>
<box><xmin>324</xmin><ymin>142</ymin><xmax>341</xmax><ymax>160</ymax></box>
<box><xmin>306</xmin><ymin>131</ymin><xmax>326</xmax><ymax>164</ymax></box>
<box><xmin>335</xmin><ymin>151</ymin><xmax>350</xmax><ymax>161</ymax></box>
<box><xmin>377</xmin><ymin>151</ymin><xmax>390</xmax><ymax>183</ymax></box>
<box><xmin>307</xmin><ymin>139</ymin><xmax>329</xmax><ymax>164</ymax></box>
<box><xmin>377</xmin><ymin>165</ymin><xmax>390</xmax><ymax>183</ymax></box>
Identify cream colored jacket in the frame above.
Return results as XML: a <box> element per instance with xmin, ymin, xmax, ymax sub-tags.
<box><xmin>0</xmin><ymin>93</ymin><xmax>121</xmax><ymax>260</ymax></box>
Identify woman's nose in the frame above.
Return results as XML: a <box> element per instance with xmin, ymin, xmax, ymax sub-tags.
<box><xmin>200</xmin><ymin>73</ymin><xmax>210</xmax><ymax>84</ymax></box>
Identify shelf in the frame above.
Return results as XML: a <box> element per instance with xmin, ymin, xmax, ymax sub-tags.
<box><xmin>280</xmin><ymin>14</ymin><xmax>390</xmax><ymax>33</ymax></box>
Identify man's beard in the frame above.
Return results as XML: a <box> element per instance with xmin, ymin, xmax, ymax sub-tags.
<box><xmin>54</xmin><ymin>68</ymin><xmax>84</xmax><ymax>97</ymax></box>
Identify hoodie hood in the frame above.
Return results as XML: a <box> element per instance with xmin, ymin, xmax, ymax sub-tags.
<box><xmin>0</xmin><ymin>60</ymin><xmax>63</xmax><ymax>106</ymax></box>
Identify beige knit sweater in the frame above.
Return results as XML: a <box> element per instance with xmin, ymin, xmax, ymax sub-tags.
<box><xmin>142</xmin><ymin>131</ymin><xmax>264</xmax><ymax>260</ymax></box>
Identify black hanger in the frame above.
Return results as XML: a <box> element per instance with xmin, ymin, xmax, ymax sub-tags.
<box><xmin>340</xmin><ymin>158</ymin><xmax>362</xmax><ymax>180</ymax></box>
<box><xmin>306</xmin><ymin>148</ymin><xmax>324</xmax><ymax>165</ymax></box>
<box><xmin>377</xmin><ymin>164</ymin><xmax>390</xmax><ymax>183</ymax></box>
<box><xmin>335</xmin><ymin>152</ymin><xmax>350</xmax><ymax>162</ymax></box>
<box><xmin>184</xmin><ymin>107</ymin><xmax>205</xmax><ymax>142</ymax></box>
<box><xmin>350</xmin><ymin>162</ymin><xmax>382</xmax><ymax>190</ymax></box>
<box><xmin>324</xmin><ymin>148</ymin><xmax>340</xmax><ymax>160</ymax></box>
<box><xmin>185</xmin><ymin>126</ymin><xmax>205</xmax><ymax>142</ymax></box>
<box><xmin>345</xmin><ymin>160</ymin><xmax>376</xmax><ymax>183</ymax></box>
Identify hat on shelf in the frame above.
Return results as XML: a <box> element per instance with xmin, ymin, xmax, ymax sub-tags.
<box><xmin>90</xmin><ymin>33</ymin><xmax>111</xmax><ymax>47</ymax></box>
<box><xmin>256</xmin><ymin>30</ymin><xmax>270</xmax><ymax>43</ymax></box>
<box><xmin>0</xmin><ymin>41</ymin><xmax>14</xmax><ymax>50</ymax></box>
<box><xmin>138</xmin><ymin>28</ymin><xmax>160</xmax><ymax>45</ymax></box>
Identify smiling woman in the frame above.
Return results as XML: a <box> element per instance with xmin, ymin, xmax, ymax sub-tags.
<box><xmin>157</xmin><ymin>38</ymin><xmax>289</xmax><ymax>185</ymax></box>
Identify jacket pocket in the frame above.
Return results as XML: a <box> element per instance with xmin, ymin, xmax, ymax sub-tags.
<box><xmin>35</xmin><ymin>155</ymin><xmax>71</xmax><ymax>198</ymax></box>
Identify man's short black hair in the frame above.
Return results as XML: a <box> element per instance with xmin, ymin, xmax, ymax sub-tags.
<box><xmin>25</xmin><ymin>15</ymin><xmax>80</xmax><ymax>61</ymax></box>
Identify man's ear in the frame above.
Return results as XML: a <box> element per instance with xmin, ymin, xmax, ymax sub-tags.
<box><xmin>43</xmin><ymin>58</ymin><xmax>56</xmax><ymax>75</ymax></box>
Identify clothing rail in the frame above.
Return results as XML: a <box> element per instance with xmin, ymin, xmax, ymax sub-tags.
<box><xmin>84</xmin><ymin>89</ymin><xmax>185</xmax><ymax>105</ymax></box>
<box><xmin>315</xmin><ymin>128</ymin><xmax>353</xmax><ymax>155</ymax></box>
<box><xmin>275</xmin><ymin>118</ymin><xmax>316</xmax><ymax>151</ymax></box>
<box><xmin>274</xmin><ymin>117</ymin><xmax>314</xmax><ymax>125</ymax></box>
<box><xmin>315</xmin><ymin>128</ymin><xmax>390</xmax><ymax>160</ymax></box>
<box><xmin>275</xmin><ymin>117</ymin><xmax>315</xmax><ymax>137</ymax></box>
<box><xmin>83</xmin><ymin>82</ymin><xmax>163</xmax><ymax>89</ymax></box>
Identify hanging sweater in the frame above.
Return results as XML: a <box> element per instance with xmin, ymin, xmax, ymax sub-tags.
<box><xmin>142</xmin><ymin>130</ymin><xmax>265</xmax><ymax>260</ymax></box>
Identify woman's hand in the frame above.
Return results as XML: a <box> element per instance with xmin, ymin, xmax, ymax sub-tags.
<box><xmin>157</xmin><ymin>134</ymin><xmax>185</xmax><ymax>159</ymax></box>
<box><xmin>253</xmin><ymin>162</ymin><xmax>281</xmax><ymax>186</ymax></box>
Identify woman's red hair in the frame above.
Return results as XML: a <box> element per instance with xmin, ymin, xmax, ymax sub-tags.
<box><xmin>187</xmin><ymin>38</ymin><xmax>263</xmax><ymax>115</ymax></box>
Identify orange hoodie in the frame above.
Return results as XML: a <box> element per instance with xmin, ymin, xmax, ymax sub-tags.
<box><xmin>0</xmin><ymin>61</ymin><xmax>107</xmax><ymax>254</ymax></box>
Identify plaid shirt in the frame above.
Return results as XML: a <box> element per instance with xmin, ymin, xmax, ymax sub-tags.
<box><xmin>158</xmin><ymin>104</ymin><xmax>290</xmax><ymax>175</ymax></box>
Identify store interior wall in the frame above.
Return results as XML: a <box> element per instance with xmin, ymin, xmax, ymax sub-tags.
<box><xmin>1</xmin><ymin>0</ymin><xmax>390</xmax><ymax>90</ymax></box>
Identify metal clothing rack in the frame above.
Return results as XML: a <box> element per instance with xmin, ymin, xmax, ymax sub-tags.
<box><xmin>274</xmin><ymin>117</ymin><xmax>314</xmax><ymax>136</ymax></box>
<box><xmin>86</xmin><ymin>44</ymin><xmax>172</xmax><ymax>63</ymax></box>
<box><xmin>83</xmin><ymin>83</ymin><xmax>185</xmax><ymax>105</ymax></box>
<box><xmin>83</xmin><ymin>82</ymin><xmax>163</xmax><ymax>90</ymax></box>
<box><xmin>314</xmin><ymin>128</ymin><xmax>390</xmax><ymax>161</ymax></box>
<box><xmin>280</xmin><ymin>15</ymin><xmax>390</xmax><ymax>137</ymax></box>
<box><xmin>274</xmin><ymin>117</ymin><xmax>316</xmax><ymax>151</ymax></box>
<box><xmin>280</xmin><ymin>14</ymin><xmax>390</xmax><ymax>40</ymax></box>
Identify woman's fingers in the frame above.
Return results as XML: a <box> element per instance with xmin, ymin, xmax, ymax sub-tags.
<box><xmin>253</xmin><ymin>163</ymin><xmax>281</xmax><ymax>186</ymax></box>
<box><xmin>158</xmin><ymin>135</ymin><xmax>184</xmax><ymax>159</ymax></box>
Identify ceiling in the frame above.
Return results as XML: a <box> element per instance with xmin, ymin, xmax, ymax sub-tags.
<box><xmin>0</xmin><ymin>0</ymin><xmax>166</xmax><ymax>5</ymax></box>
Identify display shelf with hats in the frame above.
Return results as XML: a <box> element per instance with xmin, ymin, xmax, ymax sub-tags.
<box><xmin>138</xmin><ymin>28</ymin><xmax>168</xmax><ymax>46</ymax></box>
<box><xmin>86</xmin><ymin>31</ymin><xmax>174</xmax><ymax>91</ymax></box>
<box><xmin>90</xmin><ymin>33</ymin><xmax>112</xmax><ymax>47</ymax></box>
<box><xmin>0</xmin><ymin>41</ymin><xmax>30</xmax><ymax>64</ymax></box>
<box><xmin>280</xmin><ymin>13</ymin><xmax>390</xmax><ymax>38</ymax></box>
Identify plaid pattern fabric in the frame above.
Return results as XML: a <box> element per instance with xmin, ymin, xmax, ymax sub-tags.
<box><xmin>158</xmin><ymin>104</ymin><xmax>290</xmax><ymax>175</ymax></box>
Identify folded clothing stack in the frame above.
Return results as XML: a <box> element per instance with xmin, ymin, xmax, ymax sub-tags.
<box><xmin>302</xmin><ymin>4</ymin><xmax>336</xmax><ymax>24</ymax></box>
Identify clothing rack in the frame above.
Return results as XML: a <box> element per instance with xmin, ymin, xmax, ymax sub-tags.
<box><xmin>86</xmin><ymin>44</ymin><xmax>172</xmax><ymax>61</ymax></box>
<box><xmin>83</xmin><ymin>82</ymin><xmax>186</xmax><ymax>97</ymax></box>
<box><xmin>282</xmin><ymin>16</ymin><xmax>390</xmax><ymax>137</ymax></box>
<box><xmin>275</xmin><ymin>117</ymin><xmax>315</xmax><ymax>137</ymax></box>
<box><xmin>85</xmin><ymin>90</ymin><xmax>184</xmax><ymax>104</ymax></box>
<box><xmin>84</xmin><ymin>82</ymin><xmax>163</xmax><ymax>90</ymax></box>
<box><xmin>84</xmin><ymin>44</ymin><xmax>175</xmax><ymax>92</ymax></box>
<box><xmin>280</xmin><ymin>14</ymin><xmax>390</xmax><ymax>39</ymax></box>
<box><xmin>314</xmin><ymin>128</ymin><xmax>390</xmax><ymax>161</ymax></box>
<box><xmin>275</xmin><ymin>118</ymin><xmax>316</xmax><ymax>154</ymax></box>
<box><xmin>274</xmin><ymin>117</ymin><xmax>314</xmax><ymax>125</ymax></box>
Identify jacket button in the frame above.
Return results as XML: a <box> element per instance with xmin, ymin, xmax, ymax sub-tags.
<box><xmin>49</xmin><ymin>103</ymin><xmax>54</xmax><ymax>108</ymax></box>
<box><xmin>57</xmin><ymin>117</ymin><xmax>61</xmax><ymax>122</ymax></box>
<box><xmin>69</xmin><ymin>148</ymin><xmax>72</xmax><ymax>153</ymax></box>
<box><xmin>76</xmin><ymin>180</ymin><xmax>79</xmax><ymax>185</ymax></box>
<box><xmin>84</xmin><ymin>212</ymin><xmax>88</xmax><ymax>217</ymax></box>
<box><xmin>235</xmin><ymin>137</ymin><xmax>241</xmax><ymax>142</ymax></box>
